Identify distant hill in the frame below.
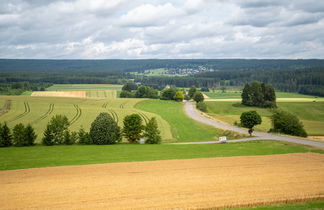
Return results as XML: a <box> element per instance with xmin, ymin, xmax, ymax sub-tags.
<box><xmin>1</xmin><ymin>59</ymin><xmax>324</xmax><ymax>72</ymax></box>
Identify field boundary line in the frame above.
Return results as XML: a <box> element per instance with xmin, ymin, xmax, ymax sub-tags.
<box><xmin>69</xmin><ymin>104</ymin><xmax>82</xmax><ymax>125</ymax></box>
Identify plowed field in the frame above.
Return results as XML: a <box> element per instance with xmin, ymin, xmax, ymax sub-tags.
<box><xmin>0</xmin><ymin>153</ymin><xmax>323</xmax><ymax>209</ymax></box>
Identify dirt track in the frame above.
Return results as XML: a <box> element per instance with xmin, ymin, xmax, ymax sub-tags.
<box><xmin>0</xmin><ymin>153</ymin><xmax>323</xmax><ymax>209</ymax></box>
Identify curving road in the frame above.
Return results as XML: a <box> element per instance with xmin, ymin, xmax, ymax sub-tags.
<box><xmin>175</xmin><ymin>101</ymin><xmax>324</xmax><ymax>148</ymax></box>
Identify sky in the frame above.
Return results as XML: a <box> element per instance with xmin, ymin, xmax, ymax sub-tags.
<box><xmin>1</xmin><ymin>0</ymin><xmax>324</xmax><ymax>59</ymax></box>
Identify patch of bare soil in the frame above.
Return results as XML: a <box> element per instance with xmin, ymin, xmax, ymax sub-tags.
<box><xmin>308</xmin><ymin>136</ymin><xmax>324</xmax><ymax>142</ymax></box>
<box><xmin>0</xmin><ymin>153</ymin><xmax>323</xmax><ymax>209</ymax></box>
<box><xmin>31</xmin><ymin>91</ymin><xmax>86</xmax><ymax>98</ymax></box>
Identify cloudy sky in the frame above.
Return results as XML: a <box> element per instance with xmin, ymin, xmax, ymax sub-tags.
<box><xmin>1</xmin><ymin>0</ymin><xmax>324</xmax><ymax>59</ymax></box>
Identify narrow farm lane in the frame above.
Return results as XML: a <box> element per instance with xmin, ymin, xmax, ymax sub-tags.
<box><xmin>182</xmin><ymin>101</ymin><xmax>324</xmax><ymax>148</ymax></box>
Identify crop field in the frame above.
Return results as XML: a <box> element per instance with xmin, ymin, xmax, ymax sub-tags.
<box><xmin>1</xmin><ymin>153</ymin><xmax>323</xmax><ymax>209</ymax></box>
<box><xmin>0</xmin><ymin>96</ymin><xmax>172</xmax><ymax>142</ymax></box>
<box><xmin>206</xmin><ymin>101</ymin><xmax>324</xmax><ymax>136</ymax></box>
<box><xmin>46</xmin><ymin>84</ymin><xmax>123</xmax><ymax>91</ymax></box>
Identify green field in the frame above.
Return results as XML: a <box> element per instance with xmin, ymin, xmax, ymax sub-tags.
<box><xmin>235</xmin><ymin>200</ymin><xmax>324</xmax><ymax>210</ymax></box>
<box><xmin>0</xmin><ymin>96</ymin><xmax>172</xmax><ymax>142</ymax></box>
<box><xmin>0</xmin><ymin>140</ymin><xmax>322</xmax><ymax>170</ymax></box>
<box><xmin>206</xmin><ymin>101</ymin><xmax>324</xmax><ymax>136</ymax></box>
<box><xmin>136</xmin><ymin>100</ymin><xmax>240</xmax><ymax>141</ymax></box>
<box><xmin>46</xmin><ymin>84</ymin><xmax>123</xmax><ymax>91</ymax></box>
<box><xmin>204</xmin><ymin>91</ymin><xmax>320</xmax><ymax>99</ymax></box>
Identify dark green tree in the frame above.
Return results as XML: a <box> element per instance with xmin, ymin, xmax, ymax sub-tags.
<box><xmin>160</xmin><ymin>87</ymin><xmax>177</xmax><ymax>100</ymax></box>
<box><xmin>188</xmin><ymin>86</ymin><xmax>197</xmax><ymax>99</ymax></box>
<box><xmin>24</xmin><ymin>124</ymin><xmax>37</xmax><ymax>146</ymax></box>
<box><xmin>0</xmin><ymin>123</ymin><xmax>12</xmax><ymax>147</ymax></box>
<box><xmin>90</xmin><ymin>112</ymin><xmax>121</xmax><ymax>145</ymax></box>
<box><xmin>13</xmin><ymin>123</ymin><xmax>27</xmax><ymax>146</ymax></box>
<box><xmin>193</xmin><ymin>91</ymin><xmax>204</xmax><ymax>103</ymax></box>
<box><xmin>123</xmin><ymin>114</ymin><xmax>144</xmax><ymax>143</ymax></box>
<box><xmin>251</xmin><ymin>82</ymin><xmax>264</xmax><ymax>107</ymax></box>
<box><xmin>120</xmin><ymin>90</ymin><xmax>134</xmax><ymax>98</ymax></box>
<box><xmin>270</xmin><ymin>110</ymin><xmax>307</xmax><ymax>137</ymax></box>
<box><xmin>240</xmin><ymin>111</ymin><xmax>262</xmax><ymax>136</ymax></box>
<box><xmin>122</xmin><ymin>82</ymin><xmax>138</xmax><ymax>92</ymax></box>
<box><xmin>135</xmin><ymin>86</ymin><xmax>159</xmax><ymax>98</ymax></box>
<box><xmin>261</xmin><ymin>83</ymin><xmax>277</xmax><ymax>108</ymax></box>
<box><xmin>196</xmin><ymin>101</ymin><xmax>207</xmax><ymax>112</ymax></box>
<box><xmin>173</xmin><ymin>90</ymin><xmax>184</xmax><ymax>102</ymax></box>
<box><xmin>144</xmin><ymin>117</ymin><xmax>161</xmax><ymax>144</ymax></box>
<box><xmin>42</xmin><ymin>115</ymin><xmax>70</xmax><ymax>145</ymax></box>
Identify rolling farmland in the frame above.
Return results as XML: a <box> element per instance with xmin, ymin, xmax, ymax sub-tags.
<box><xmin>0</xmin><ymin>96</ymin><xmax>173</xmax><ymax>142</ymax></box>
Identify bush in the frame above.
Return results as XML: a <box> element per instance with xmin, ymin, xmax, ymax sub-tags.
<box><xmin>135</xmin><ymin>85</ymin><xmax>159</xmax><ymax>98</ymax></box>
<box><xmin>193</xmin><ymin>91</ymin><xmax>204</xmax><ymax>103</ymax></box>
<box><xmin>42</xmin><ymin>115</ymin><xmax>70</xmax><ymax>145</ymax></box>
<box><xmin>188</xmin><ymin>86</ymin><xmax>197</xmax><ymax>99</ymax></box>
<box><xmin>122</xmin><ymin>82</ymin><xmax>138</xmax><ymax>91</ymax></box>
<box><xmin>144</xmin><ymin>117</ymin><xmax>161</xmax><ymax>144</ymax></box>
<box><xmin>270</xmin><ymin>110</ymin><xmax>307</xmax><ymax>137</ymax></box>
<box><xmin>200</xmin><ymin>87</ymin><xmax>209</xmax><ymax>92</ymax></box>
<box><xmin>160</xmin><ymin>87</ymin><xmax>177</xmax><ymax>100</ymax></box>
<box><xmin>196</xmin><ymin>102</ymin><xmax>207</xmax><ymax>112</ymax></box>
<box><xmin>240</xmin><ymin>111</ymin><xmax>262</xmax><ymax>136</ymax></box>
<box><xmin>174</xmin><ymin>90</ymin><xmax>184</xmax><ymax>102</ymax></box>
<box><xmin>78</xmin><ymin>127</ymin><xmax>92</xmax><ymax>144</ymax></box>
<box><xmin>123</xmin><ymin>114</ymin><xmax>144</xmax><ymax>143</ymax></box>
<box><xmin>120</xmin><ymin>90</ymin><xmax>134</xmax><ymax>98</ymax></box>
<box><xmin>63</xmin><ymin>131</ymin><xmax>78</xmax><ymax>145</ymax></box>
<box><xmin>90</xmin><ymin>112</ymin><xmax>121</xmax><ymax>145</ymax></box>
<box><xmin>0</xmin><ymin>123</ymin><xmax>12</xmax><ymax>147</ymax></box>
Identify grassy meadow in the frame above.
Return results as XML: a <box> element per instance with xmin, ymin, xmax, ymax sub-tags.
<box><xmin>0</xmin><ymin>96</ymin><xmax>173</xmax><ymax>143</ymax></box>
<box><xmin>206</xmin><ymin>101</ymin><xmax>324</xmax><ymax>136</ymax></box>
<box><xmin>0</xmin><ymin>140</ymin><xmax>322</xmax><ymax>170</ymax></box>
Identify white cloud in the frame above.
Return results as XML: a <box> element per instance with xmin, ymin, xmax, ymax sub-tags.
<box><xmin>0</xmin><ymin>0</ymin><xmax>323</xmax><ymax>58</ymax></box>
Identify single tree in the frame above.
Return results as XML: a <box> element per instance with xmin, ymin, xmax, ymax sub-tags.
<box><xmin>174</xmin><ymin>90</ymin><xmax>184</xmax><ymax>102</ymax></box>
<box><xmin>144</xmin><ymin>117</ymin><xmax>161</xmax><ymax>144</ymax></box>
<box><xmin>12</xmin><ymin>123</ymin><xmax>27</xmax><ymax>146</ymax></box>
<box><xmin>160</xmin><ymin>87</ymin><xmax>177</xmax><ymax>100</ymax></box>
<box><xmin>24</xmin><ymin>124</ymin><xmax>37</xmax><ymax>146</ymax></box>
<box><xmin>42</xmin><ymin>115</ymin><xmax>70</xmax><ymax>145</ymax></box>
<box><xmin>0</xmin><ymin>123</ymin><xmax>12</xmax><ymax>147</ymax></box>
<box><xmin>90</xmin><ymin>112</ymin><xmax>121</xmax><ymax>145</ymax></box>
<box><xmin>123</xmin><ymin>114</ymin><xmax>144</xmax><ymax>143</ymax></box>
<box><xmin>240</xmin><ymin>111</ymin><xmax>262</xmax><ymax>136</ymax></box>
<box><xmin>188</xmin><ymin>86</ymin><xmax>197</xmax><ymax>99</ymax></box>
<box><xmin>193</xmin><ymin>91</ymin><xmax>204</xmax><ymax>103</ymax></box>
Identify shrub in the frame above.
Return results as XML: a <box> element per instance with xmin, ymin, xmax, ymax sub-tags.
<box><xmin>90</xmin><ymin>112</ymin><xmax>121</xmax><ymax>145</ymax></box>
<box><xmin>270</xmin><ymin>110</ymin><xmax>307</xmax><ymax>137</ymax></box>
<box><xmin>135</xmin><ymin>86</ymin><xmax>159</xmax><ymax>98</ymax></box>
<box><xmin>160</xmin><ymin>87</ymin><xmax>177</xmax><ymax>100</ymax></box>
<box><xmin>240</xmin><ymin>111</ymin><xmax>262</xmax><ymax>136</ymax></box>
<box><xmin>0</xmin><ymin>122</ymin><xmax>12</xmax><ymax>147</ymax></box>
<box><xmin>78</xmin><ymin>127</ymin><xmax>92</xmax><ymax>144</ymax></box>
<box><xmin>200</xmin><ymin>87</ymin><xmax>209</xmax><ymax>92</ymax></box>
<box><xmin>123</xmin><ymin>114</ymin><xmax>144</xmax><ymax>143</ymax></box>
<box><xmin>120</xmin><ymin>90</ymin><xmax>134</xmax><ymax>98</ymax></box>
<box><xmin>196</xmin><ymin>101</ymin><xmax>207</xmax><ymax>112</ymax></box>
<box><xmin>122</xmin><ymin>82</ymin><xmax>138</xmax><ymax>91</ymax></box>
<box><xmin>144</xmin><ymin>117</ymin><xmax>161</xmax><ymax>144</ymax></box>
<box><xmin>174</xmin><ymin>91</ymin><xmax>184</xmax><ymax>102</ymax></box>
<box><xmin>42</xmin><ymin>115</ymin><xmax>70</xmax><ymax>145</ymax></box>
<box><xmin>193</xmin><ymin>91</ymin><xmax>204</xmax><ymax>103</ymax></box>
<box><xmin>188</xmin><ymin>86</ymin><xmax>197</xmax><ymax>99</ymax></box>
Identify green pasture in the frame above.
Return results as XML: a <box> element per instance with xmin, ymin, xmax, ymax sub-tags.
<box><xmin>235</xmin><ymin>200</ymin><xmax>324</xmax><ymax>210</ymax></box>
<box><xmin>204</xmin><ymin>91</ymin><xmax>320</xmax><ymax>99</ymax></box>
<box><xmin>0</xmin><ymin>140</ymin><xmax>322</xmax><ymax>170</ymax></box>
<box><xmin>0</xmin><ymin>96</ymin><xmax>172</xmax><ymax>143</ymax></box>
<box><xmin>206</xmin><ymin>101</ymin><xmax>324</xmax><ymax>135</ymax></box>
<box><xmin>46</xmin><ymin>84</ymin><xmax>123</xmax><ymax>91</ymax></box>
<box><xmin>137</xmin><ymin>100</ymin><xmax>246</xmax><ymax>141</ymax></box>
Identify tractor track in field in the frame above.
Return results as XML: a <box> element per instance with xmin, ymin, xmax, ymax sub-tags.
<box><xmin>69</xmin><ymin>104</ymin><xmax>82</xmax><ymax>125</ymax></box>
<box><xmin>0</xmin><ymin>100</ymin><xmax>11</xmax><ymax>116</ymax></box>
<box><xmin>119</xmin><ymin>101</ymin><xmax>128</xmax><ymax>109</ymax></box>
<box><xmin>109</xmin><ymin>109</ymin><xmax>119</xmax><ymax>124</ymax></box>
<box><xmin>8</xmin><ymin>101</ymin><xmax>30</xmax><ymax>122</ymax></box>
<box><xmin>101</xmin><ymin>102</ymin><xmax>109</xmax><ymax>109</ymax></box>
<box><xmin>138</xmin><ymin>112</ymin><xmax>149</xmax><ymax>124</ymax></box>
<box><xmin>32</xmin><ymin>104</ymin><xmax>54</xmax><ymax>124</ymax></box>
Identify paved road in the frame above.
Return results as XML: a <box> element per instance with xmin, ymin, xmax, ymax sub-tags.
<box><xmin>173</xmin><ymin>101</ymin><xmax>324</xmax><ymax>148</ymax></box>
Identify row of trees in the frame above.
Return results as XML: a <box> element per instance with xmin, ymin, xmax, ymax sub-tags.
<box><xmin>241</xmin><ymin>82</ymin><xmax>276</xmax><ymax>108</ymax></box>
<box><xmin>0</xmin><ymin>123</ymin><xmax>37</xmax><ymax>147</ymax></box>
<box><xmin>42</xmin><ymin>113</ymin><xmax>161</xmax><ymax>146</ymax></box>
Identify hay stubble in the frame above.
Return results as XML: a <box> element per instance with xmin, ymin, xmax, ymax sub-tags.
<box><xmin>0</xmin><ymin>153</ymin><xmax>323</xmax><ymax>209</ymax></box>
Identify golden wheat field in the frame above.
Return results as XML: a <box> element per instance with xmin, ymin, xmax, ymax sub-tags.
<box><xmin>0</xmin><ymin>153</ymin><xmax>323</xmax><ymax>209</ymax></box>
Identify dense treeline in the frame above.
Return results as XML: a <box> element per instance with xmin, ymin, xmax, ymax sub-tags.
<box><xmin>0</xmin><ymin>81</ymin><xmax>52</xmax><ymax>95</ymax></box>
<box><xmin>1</xmin><ymin>59</ymin><xmax>324</xmax><ymax>72</ymax></box>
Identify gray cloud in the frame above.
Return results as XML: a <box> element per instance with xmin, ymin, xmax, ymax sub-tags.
<box><xmin>0</xmin><ymin>0</ymin><xmax>323</xmax><ymax>59</ymax></box>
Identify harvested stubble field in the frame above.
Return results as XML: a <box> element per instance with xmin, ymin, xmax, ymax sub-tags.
<box><xmin>0</xmin><ymin>153</ymin><xmax>323</xmax><ymax>209</ymax></box>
